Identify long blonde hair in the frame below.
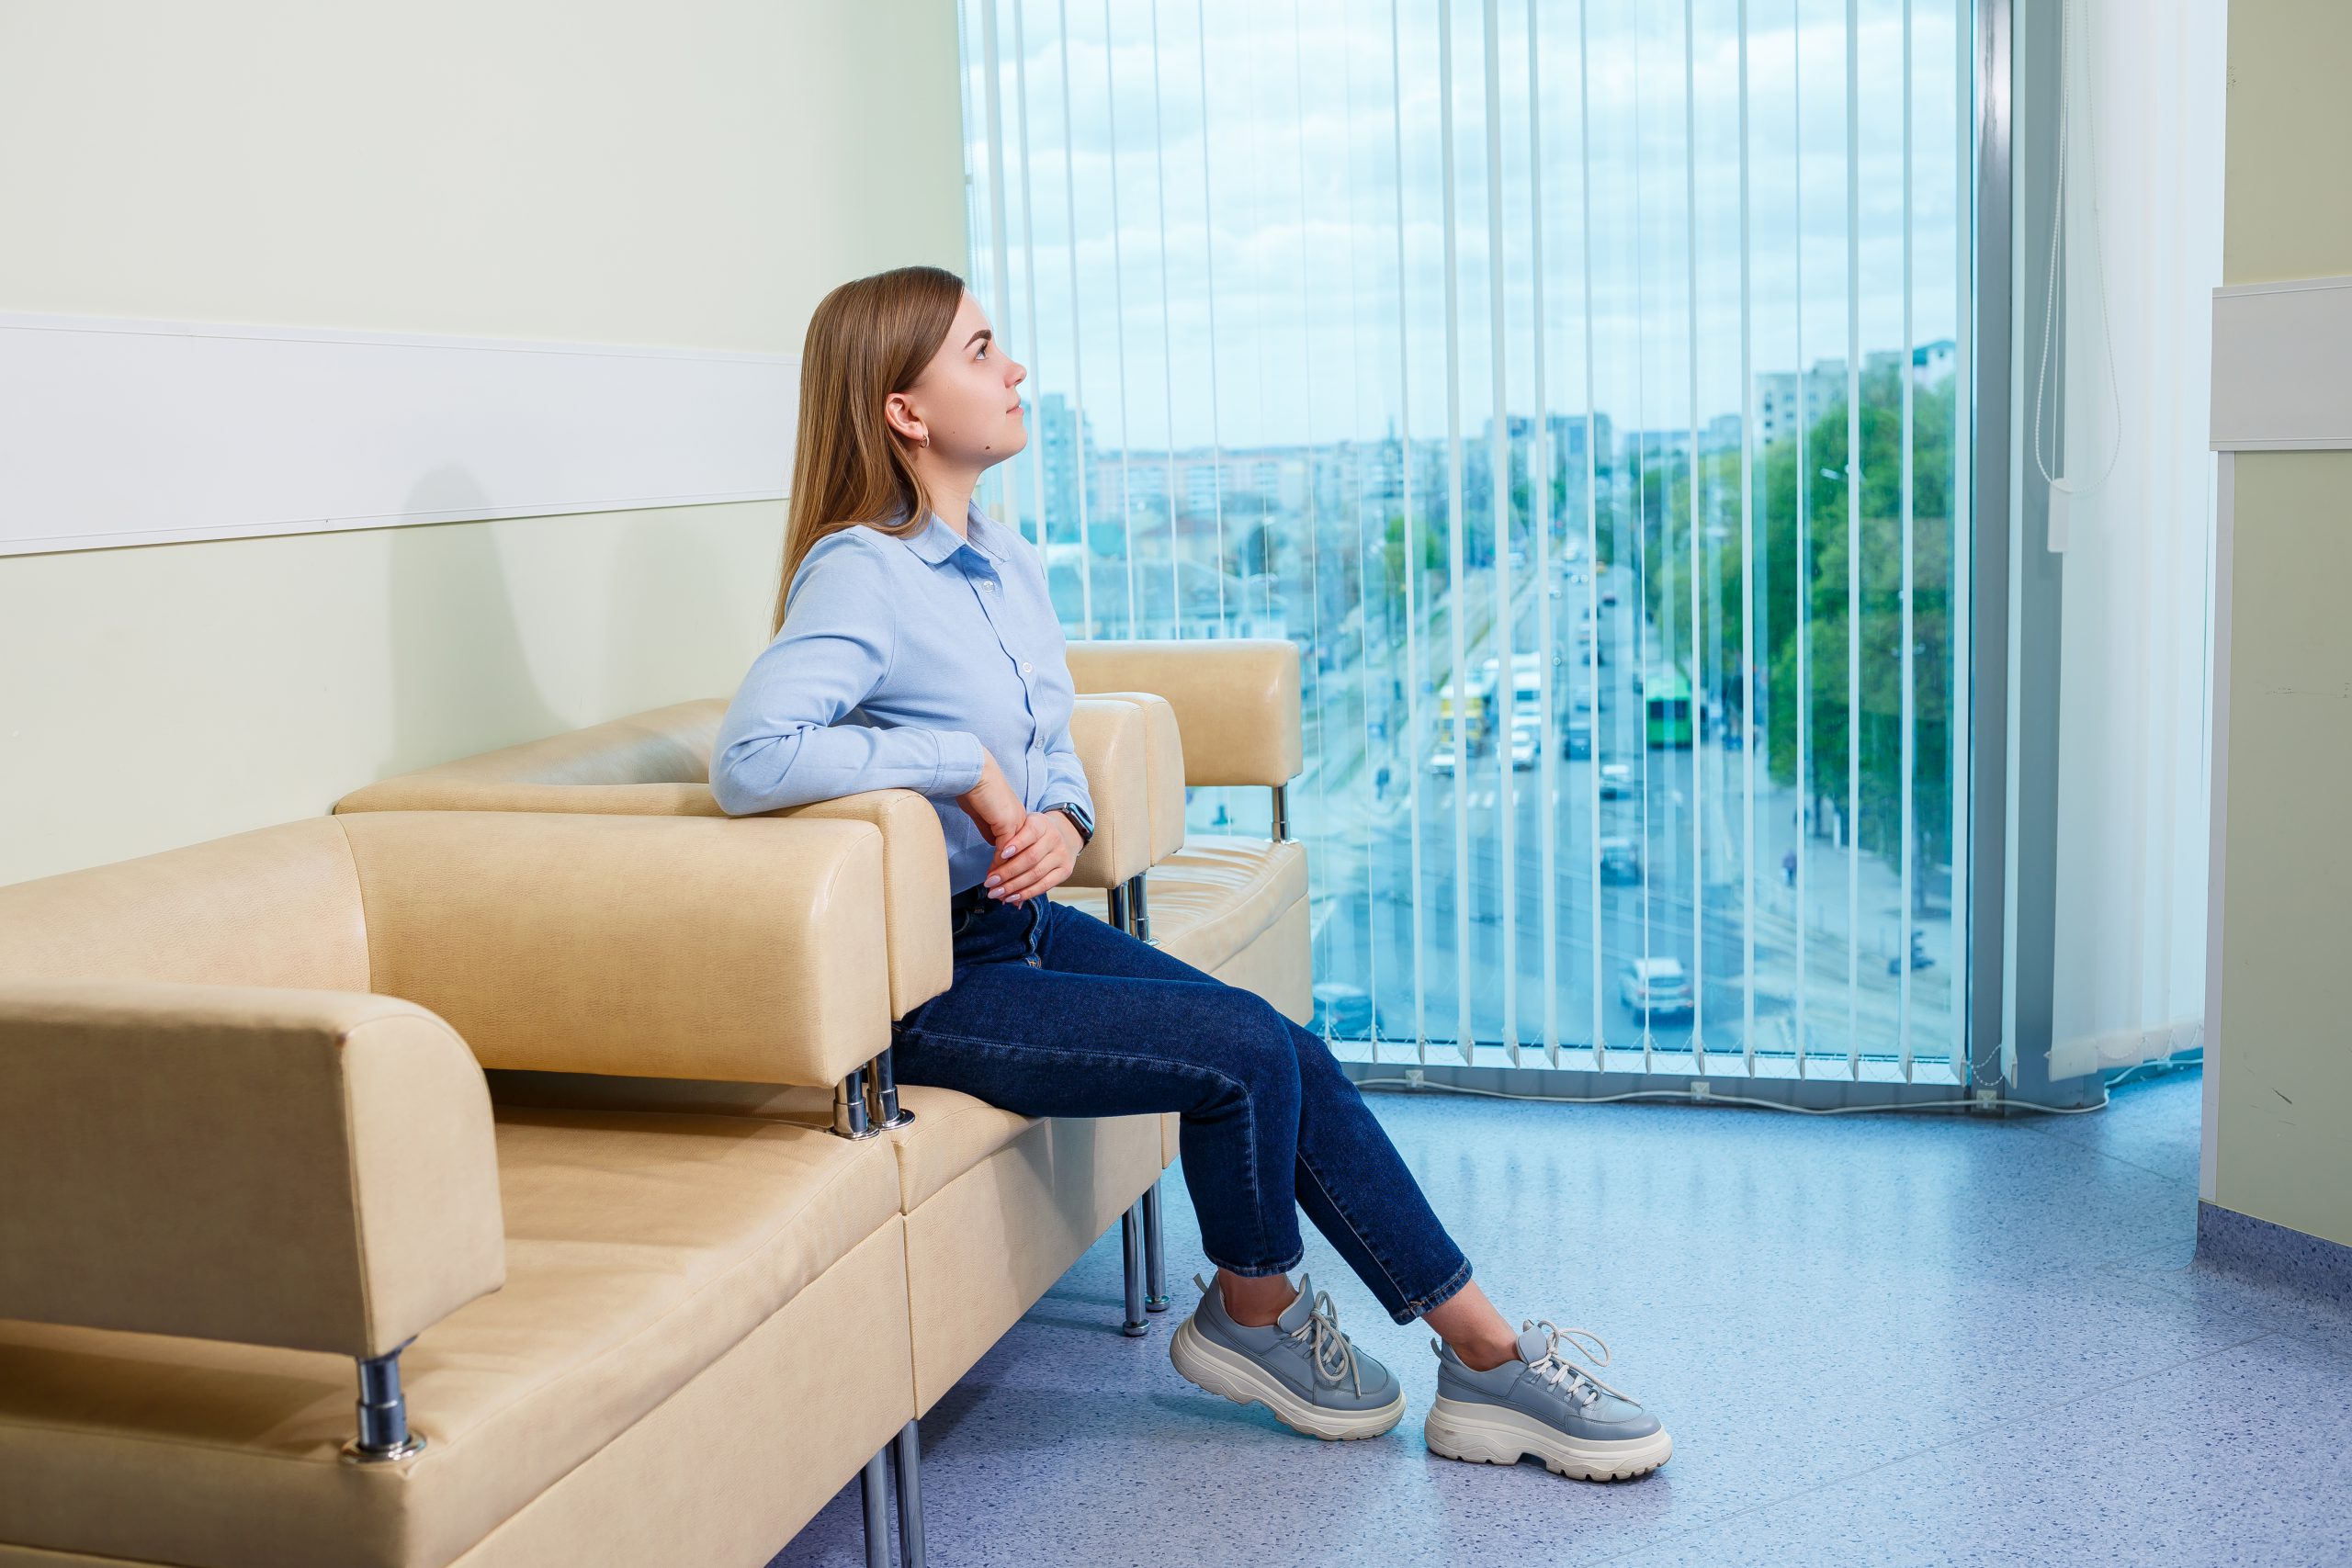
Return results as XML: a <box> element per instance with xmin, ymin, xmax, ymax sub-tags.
<box><xmin>772</xmin><ymin>265</ymin><xmax>967</xmax><ymax>635</ymax></box>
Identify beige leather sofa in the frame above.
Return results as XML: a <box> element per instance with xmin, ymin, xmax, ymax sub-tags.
<box><xmin>0</xmin><ymin>638</ymin><xmax>1308</xmax><ymax>1568</ymax></box>
<box><xmin>0</xmin><ymin>810</ymin><xmax>932</xmax><ymax>1568</ymax></box>
<box><xmin>333</xmin><ymin>636</ymin><xmax>1312</xmax><ymax>1300</ymax></box>
<box><xmin>305</xmin><ymin>636</ymin><xmax>1306</xmax><ymax>1560</ymax></box>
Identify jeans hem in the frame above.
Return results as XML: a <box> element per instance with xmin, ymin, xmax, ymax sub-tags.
<box><xmin>1201</xmin><ymin>1247</ymin><xmax>1307</xmax><ymax>1280</ymax></box>
<box><xmin>1392</xmin><ymin>1256</ymin><xmax>1475</xmax><ymax>1325</ymax></box>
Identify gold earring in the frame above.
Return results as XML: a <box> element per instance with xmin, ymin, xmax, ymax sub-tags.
<box><xmin>919</xmin><ymin>433</ymin><xmax>929</xmax><ymax>449</ymax></box>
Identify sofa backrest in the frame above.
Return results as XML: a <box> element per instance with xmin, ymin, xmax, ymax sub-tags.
<box><xmin>412</xmin><ymin>697</ymin><xmax>724</xmax><ymax>786</ymax></box>
<box><xmin>330</xmin><ymin>699</ymin><xmax>730</xmax><ymax>817</ymax></box>
<box><xmin>0</xmin><ymin>818</ymin><xmax>371</xmax><ymax>993</ymax></box>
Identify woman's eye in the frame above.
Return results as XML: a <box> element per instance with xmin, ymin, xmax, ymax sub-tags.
<box><xmin>977</xmin><ymin>344</ymin><xmax>989</xmax><ymax>359</ymax></box>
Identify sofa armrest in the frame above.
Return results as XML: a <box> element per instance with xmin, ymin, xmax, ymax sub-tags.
<box><xmin>762</xmin><ymin>791</ymin><xmax>951</xmax><ymax>1015</ymax></box>
<box><xmin>1064</xmin><ymin>638</ymin><xmax>1302</xmax><ymax>787</ymax></box>
<box><xmin>1063</xmin><ymin>697</ymin><xmax>1157</xmax><ymax>888</ymax></box>
<box><xmin>337</xmin><ymin>811</ymin><xmax>900</xmax><ymax>1087</ymax></box>
<box><xmin>1072</xmin><ymin>691</ymin><xmax>1187</xmax><ymax>863</ymax></box>
<box><xmin>0</xmin><ymin>981</ymin><xmax>503</xmax><ymax>1359</ymax></box>
<box><xmin>337</xmin><ymin>775</ymin><xmax>951</xmax><ymax>1021</ymax></box>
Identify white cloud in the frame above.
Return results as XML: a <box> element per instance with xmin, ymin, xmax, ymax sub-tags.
<box><xmin>967</xmin><ymin>0</ymin><xmax>1970</xmax><ymax>450</ymax></box>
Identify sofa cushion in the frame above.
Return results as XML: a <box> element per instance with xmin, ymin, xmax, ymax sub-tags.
<box><xmin>0</xmin><ymin>1108</ymin><xmax>900</xmax><ymax>1568</ymax></box>
<box><xmin>1053</xmin><ymin>834</ymin><xmax>1306</xmax><ymax>976</ymax></box>
<box><xmin>492</xmin><ymin>1072</ymin><xmax>1186</xmax><ymax>1199</ymax></box>
<box><xmin>478</xmin><ymin>1070</ymin><xmax>1048</xmax><ymax>1215</ymax></box>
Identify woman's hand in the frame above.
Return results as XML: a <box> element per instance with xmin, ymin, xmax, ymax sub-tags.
<box><xmin>983</xmin><ymin>809</ymin><xmax>1082</xmax><ymax>907</ymax></box>
<box><xmin>955</xmin><ymin>752</ymin><xmax>1027</xmax><ymax>846</ymax></box>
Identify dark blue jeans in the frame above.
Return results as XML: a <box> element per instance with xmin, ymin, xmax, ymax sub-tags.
<box><xmin>889</xmin><ymin>892</ymin><xmax>1474</xmax><ymax>1325</ymax></box>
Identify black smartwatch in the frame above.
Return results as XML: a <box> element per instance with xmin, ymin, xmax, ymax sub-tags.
<box><xmin>1046</xmin><ymin>800</ymin><xmax>1094</xmax><ymax>849</ymax></box>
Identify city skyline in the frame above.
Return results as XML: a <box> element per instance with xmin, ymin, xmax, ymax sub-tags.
<box><xmin>1010</xmin><ymin>338</ymin><xmax>1958</xmax><ymax>533</ymax></box>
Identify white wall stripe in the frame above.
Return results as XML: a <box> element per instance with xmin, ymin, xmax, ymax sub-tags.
<box><xmin>0</xmin><ymin>314</ymin><xmax>793</xmax><ymax>558</ymax></box>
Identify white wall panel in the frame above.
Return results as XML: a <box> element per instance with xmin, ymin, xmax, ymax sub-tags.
<box><xmin>1</xmin><ymin>311</ymin><xmax>797</xmax><ymax>556</ymax></box>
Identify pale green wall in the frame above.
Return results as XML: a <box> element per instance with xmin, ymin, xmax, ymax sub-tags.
<box><xmin>2211</xmin><ymin>0</ymin><xmax>2352</xmax><ymax>1247</ymax></box>
<box><xmin>0</xmin><ymin>0</ymin><xmax>968</xmax><ymax>885</ymax></box>
<box><xmin>2222</xmin><ymin>1</ymin><xmax>2352</xmax><ymax>286</ymax></box>
<box><xmin>2215</xmin><ymin>456</ymin><xmax>2352</xmax><ymax>1246</ymax></box>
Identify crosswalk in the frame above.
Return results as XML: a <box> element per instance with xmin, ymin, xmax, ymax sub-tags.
<box><xmin>1437</xmin><ymin>786</ymin><xmax>1569</xmax><ymax>811</ymax></box>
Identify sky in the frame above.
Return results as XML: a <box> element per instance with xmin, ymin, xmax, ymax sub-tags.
<box><xmin>960</xmin><ymin>0</ymin><xmax>1969</xmax><ymax>454</ymax></box>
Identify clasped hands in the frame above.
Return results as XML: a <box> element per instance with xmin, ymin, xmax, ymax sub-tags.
<box><xmin>955</xmin><ymin>752</ymin><xmax>1081</xmax><ymax>908</ymax></box>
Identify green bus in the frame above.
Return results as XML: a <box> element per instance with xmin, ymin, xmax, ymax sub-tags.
<box><xmin>1644</xmin><ymin>670</ymin><xmax>1693</xmax><ymax>748</ymax></box>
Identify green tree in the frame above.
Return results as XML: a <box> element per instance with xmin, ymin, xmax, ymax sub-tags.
<box><xmin>1635</xmin><ymin>365</ymin><xmax>1960</xmax><ymax>874</ymax></box>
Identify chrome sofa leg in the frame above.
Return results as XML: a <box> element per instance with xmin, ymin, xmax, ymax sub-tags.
<box><xmin>1121</xmin><ymin>1201</ymin><xmax>1148</xmax><ymax>1337</ymax></box>
<box><xmin>860</xmin><ymin>1447</ymin><xmax>891</xmax><ymax>1568</ymax></box>
<box><xmin>888</xmin><ymin>1418</ymin><xmax>926</xmax><ymax>1568</ymax></box>
<box><xmin>1271</xmin><ymin>781</ymin><xmax>1290</xmax><ymax>841</ymax></box>
<box><xmin>341</xmin><ymin>1341</ymin><xmax>425</xmax><ymax>1462</ymax></box>
<box><xmin>1125</xmin><ymin>873</ymin><xmax>1152</xmax><ymax>943</ymax></box>
<box><xmin>864</xmin><ymin>1046</ymin><xmax>917</xmax><ymax>1131</ymax></box>
<box><xmin>1105</xmin><ymin>882</ymin><xmax>1129</xmax><ymax>934</ymax></box>
<box><xmin>832</xmin><ymin>1066</ymin><xmax>878</xmax><ymax>1140</ymax></box>
<box><xmin>1141</xmin><ymin>1178</ymin><xmax>1170</xmax><ymax>1313</ymax></box>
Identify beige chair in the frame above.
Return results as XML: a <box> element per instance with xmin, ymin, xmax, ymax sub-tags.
<box><xmin>1055</xmin><ymin>639</ymin><xmax>1309</xmax><ymax>1026</ymax></box>
<box><xmin>0</xmin><ymin>810</ymin><xmax>931</xmax><ymax>1568</ymax></box>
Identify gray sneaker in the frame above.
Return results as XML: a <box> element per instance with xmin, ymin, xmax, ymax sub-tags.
<box><xmin>1425</xmin><ymin>1320</ymin><xmax>1673</xmax><ymax>1481</ymax></box>
<box><xmin>1168</xmin><ymin>1271</ymin><xmax>1406</xmax><ymax>1440</ymax></box>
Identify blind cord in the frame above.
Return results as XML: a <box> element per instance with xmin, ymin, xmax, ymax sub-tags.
<box><xmin>2030</xmin><ymin>0</ymin><xmax>2124</xmax><ymax>547</ymax></box>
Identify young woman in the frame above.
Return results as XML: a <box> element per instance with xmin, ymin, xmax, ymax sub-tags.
<box><xmin>710</xmin><ymin>265</ymin><xmax>1671</xmax><ymax>1483</ymax></box>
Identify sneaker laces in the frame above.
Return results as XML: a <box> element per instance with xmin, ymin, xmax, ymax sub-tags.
<box><xmin>1202</xmin><ymin>1273</ymin><xmax>1364</xmax><ymax>1397</ymax></box>
<box><xmin>1519</xmin><ymin>1319</ymin><xmax>1634</xmax><ymax>1409</ymax></box>
<box><xmin>1288</xmin><ymin>1287</ymin><xmax>1367</xmax><ymax>1397</ymax></box>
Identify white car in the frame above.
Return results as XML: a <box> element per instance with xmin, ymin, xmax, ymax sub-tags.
<box><xmin>1620</xmin><ymin>956</ymin><xmax>1694</xmax><ymax>1017</ymax></box>
<box><xmin>1508</xmin><ymin>728</ymin><xmax>1539</xmax><ymax>770</ymax></box>
<box><xmin>1427</xmin><ymin>743</ymin><xmax>1460</xmax><ymax>775</ymax></box>
<box><xmin>1599</xmin><ymin>761</ymin><xmax>1635</xmax><ymax>799</ymax></box>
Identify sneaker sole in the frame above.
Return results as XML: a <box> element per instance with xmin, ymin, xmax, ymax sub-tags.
<box><xmin>1423</xmin><ymin>1394</ymin><xmax>1673</xmax><ymax>1481</ymax></box>
<box><xmin>1168</xmin><ymin>1316</ymin><xmax>1406</xmax><ymax>1440</ymax></box>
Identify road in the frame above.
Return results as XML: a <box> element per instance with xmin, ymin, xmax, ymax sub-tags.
<box><xmin>1256</xmin><ymin>551</ymin><xmax>1961</xmax><ymax>1067</ymax></box>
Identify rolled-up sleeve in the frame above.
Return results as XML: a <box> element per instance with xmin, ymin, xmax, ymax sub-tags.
<box><xmin>709</xmin><ymin>537</ymin><xmax>989</xmax><ymax>816</ymax></box>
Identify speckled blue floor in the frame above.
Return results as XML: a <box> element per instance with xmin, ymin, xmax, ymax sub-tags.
<box><xmin>770</xmin><ymin>1069</ymin><xmax>2352</xmax><ymax>1567</ymax></box>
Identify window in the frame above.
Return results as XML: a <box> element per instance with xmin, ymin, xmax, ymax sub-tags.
<box><xmin>962</xmin><ymin>0</ymin><xmax>1973</xmax><ymax>1081</ymax></box>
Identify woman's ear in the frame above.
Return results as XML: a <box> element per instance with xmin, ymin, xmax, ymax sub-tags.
<box><xmin>883</xmin><ymin>390</ymin><xmax>927</xmax><ymax>448</ymax></box>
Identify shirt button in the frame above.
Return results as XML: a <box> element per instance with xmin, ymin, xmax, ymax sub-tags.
<box><xmin>1021</xmin><ymin>660</ymin><xmax>1033</xmax><ymax>673</ymax></box>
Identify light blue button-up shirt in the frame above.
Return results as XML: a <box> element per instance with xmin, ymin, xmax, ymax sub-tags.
<box><xmin>709</xmin><ymin>500</ymin><xmax>1094</xmax><ymax>896</ymax></box>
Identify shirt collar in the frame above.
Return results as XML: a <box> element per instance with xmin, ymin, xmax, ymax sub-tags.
<box><xmin>899</xmin><ymin>499</ymin><xmax>1001</xmax><ymax>569</ymax></box>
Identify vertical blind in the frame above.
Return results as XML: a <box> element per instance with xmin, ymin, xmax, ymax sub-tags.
<box><xmin>2041</xmin><ymin>0</ymin><xmax>2220</xmax><ymax>1077</ymax></box>
<box><xmin>960</xmin><ymin>0</ymin><xmax>1974</xmax><ymax>1081</ymax></box>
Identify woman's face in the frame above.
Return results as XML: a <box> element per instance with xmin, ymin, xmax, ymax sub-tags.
<box><xmin>889</xmin><ymin>291</ymin><xmax>1028</xmax><ymax>468</ymax></box>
